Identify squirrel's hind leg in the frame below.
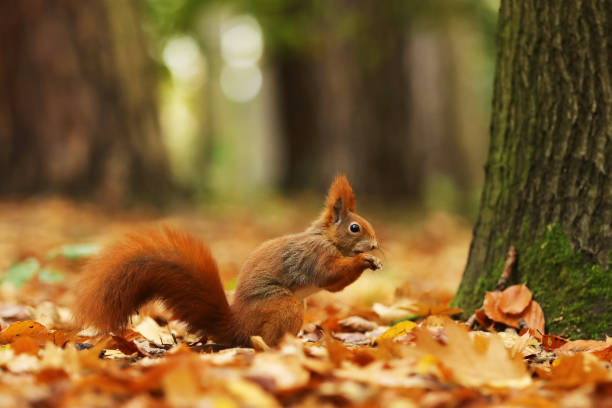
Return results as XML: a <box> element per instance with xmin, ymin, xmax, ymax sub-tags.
<box><xmin>235</xmin><ymin>295</ymin><xmax>303</xmax><ymax>347</ymax></box>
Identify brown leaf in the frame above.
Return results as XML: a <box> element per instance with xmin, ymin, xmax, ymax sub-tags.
<box><xmin>483</xmin><ymin>291</ymin><xmax>519</xmax><ymax>327</ymax></box>
<box><xmin>474</xmin><ymin>308</ymin><xmax>492</xmax><ymax>328</ymax></box>
<box><xmin>522</xmin><ymin>300</ymin><xmax>545</xmax><ymax>335</ymax></box>
<box><xmin>483</xmin><ymin>290</ymin><xmax>545</xmax><ymax>335</ymax></box>
<box><xmin>499</xmin><ymin>284</ymin><xmax>532</xmax><ymax>314</ymax></box>
<box><xmin>542</xmin><ymin>334</ymin><xmax>568</xmax><ymax>351</ymax></box>
<box><xmin>35</xmin><ymin>368</ymin><xmax>69</xmax><ymax>384</ymax></box>
<box><xmin>108</xmin><ymin>335</ymin><xmax>140</xmax><ymax>356</ymax></box>
<box><xmin>556</xmin><ymin>340</ymin><xmax>612</xmax><ymax>362</ymax></box>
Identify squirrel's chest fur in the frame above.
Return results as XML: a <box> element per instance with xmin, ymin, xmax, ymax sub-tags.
<box><xmin>235</xmin><ymin>231</ymin><xmax>338</xmax><ymax>301</ymax></box>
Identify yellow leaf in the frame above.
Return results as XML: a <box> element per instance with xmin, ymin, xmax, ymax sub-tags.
<box><xmin>376</xmin><ymin>321</ymin><xmax>417</xmax><ymax>342</ymax></box>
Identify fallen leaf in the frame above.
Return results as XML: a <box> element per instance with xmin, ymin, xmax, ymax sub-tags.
<box><xmin>548</xmin><ymin>353</ymin><xmax>609</xmax><ymax>387</ymax></box>
<box><xmin>225</xmin><ymin>378</ymin><xmax>280</xmax><ymax>407</ymax></box>
<box><xmin>406</xmin><ymin>321</ymin><xmax>531</xmax><ymax>387</ymax></box>
<box><xmin>376</xmin><ymin>320</ymin><xmax>417</xmax><ymax>342</ymax></box>
<box><xmin>333</xmin><ymin>332</ymin><xmax>371</xmax><ymax>345</ymax></box>
<box><xmin>338</xmin><ymin>316</ymin><xmax>378</xmax><ymax>332</ymax></box>
<box><xmin>0</xmin><ymin>305</ymin><xmax>30</xmax><ymax>321</ymax></box>
<box><xmin>372</xmin><ymin>302</ymin><xmax>417</xmax><ymax>323</ymax></box>
<box><xmin>499</xmin><ymin>284</ymin><xmax>533</xmax><ymax>314</ymax></box>
<box><xmin>542</xmin><ymin>334</ymin><xmax>568</xmax><ymax>351</ymax></box>
<box><xmin>6</xmin><ymin>353</ymin><xmax>40</xmax><ymax>373</ymax></box>
<box><xmin>245</xmin><ymin>353</ymin><xmax>310</xmax><ymax>393</ymax></box>
<box><xmin>483</xmin><ymin>289</ymin><xmax>545</xmax><ymax>335</ymax></box>
<box><xmin>523</xmin><ymin>300</ymin><xmax>545</xmax><ymax>335</ymax></box>
<box><xmin>10</xmin><ymin>336</ymin><xmax>40</xmax><ymax>355</ymax></box>
<box><xmin>556</xmin><ymin>340</ymin><xmax>612</xmax><ymax>362</ymax></box>
<box><xmin>108</xmin><ymin>335</ymin><xmax>140</xmax><ymax>356</ymax></box>
<box><xmin>47</xmin><ymin>244</ymin><xmax>100</xmax><ymax>260</ymax></box>
<box><xmin>35</xmin><ymin>368</ymin><xmax>69</xmax><ymax>384</ymax></box>
<box><xmin>0</xmin><ymin>321</ymin><xmax>49</xmax><ymax>344</ymax></box>
<box><xmin>2</xmin><ymin>258</ymin><xmax>40</xmax><ymax>287</ymax></box>
<box><xmin>132</xmin><ymin>316</ymin><xmax>174</xmax><ymax>345</ymax></box>
<box><xmin>483</xmin><ymin>291</ymin><xmax>516</xmax><ymax>326</ymax></box>
<box><xmin>474</xmin><ymin>308</ymin><xmax>492</xmax><ymax>328</ymax></box>
<box><xmin>162</xmin><ymin>360</ymin><xmax>202</xmax><ymax>407</ymax></box>
<box><xmin>398</xmin><ymin>303</ymin><xmax>463</xmax><ymax>317</ymax></box>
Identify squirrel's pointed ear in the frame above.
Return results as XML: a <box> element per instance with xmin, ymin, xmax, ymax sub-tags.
<box><xmin>324</xmin><ymin>174</ymin><xmax>356</xmax><ymax>223</ymax></box>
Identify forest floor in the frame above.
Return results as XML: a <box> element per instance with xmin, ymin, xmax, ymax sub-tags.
<box><xmin>0</xmin><ymin>197</ymin><xmax>610</xmax><ymax>407</ymax></box>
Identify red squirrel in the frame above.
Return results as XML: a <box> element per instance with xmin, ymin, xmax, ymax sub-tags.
<box><xmin>73</xmin><ymin>175</ymin><xmax>381</xmax><ymax>347</ymax></box>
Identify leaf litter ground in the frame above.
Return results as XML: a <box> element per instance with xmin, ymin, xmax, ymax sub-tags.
<box><xmin>0</xmin><ymin>198</ymin><xmax>610</xmax><ymax>407</ymax></box>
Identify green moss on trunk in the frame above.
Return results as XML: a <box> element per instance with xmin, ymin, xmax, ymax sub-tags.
<box><xmin>519</xmin><ymin>224</ymin><xmax>611</xmax><ymax>339</ymax></box>
<box><xmin>454</xmin><ymin>223</ymin><xmax>611</xmax><ymax>339</ymax></box>
<box><xmin>453</xmin><ymin>0</ymin><xmax>611</xmax><ymax>340</ymax></box>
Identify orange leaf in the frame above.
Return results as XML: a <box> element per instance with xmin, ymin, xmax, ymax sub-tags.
<box><xmin>549</xmin><ymin>353</ymin><xmax>609</xmax><ymax>387</ymax></box>
<box><xmin>0</xmin><ymin>320</ymin><xmax>48</xmax><ymax>344</ymax></box>
<box><xmin>483</xmin><ymin>290</ymin><xmax>545</xmax><ymax>335</ymax></box>
<box><xmin>542</xmin><ymin>334</ymin><xmax>568</xmax><ymax>351</ymax></box>
<box><xmin>51</xmin><ymin>330</ymin><xmax>70</xmax><ymax>347</ymax></box>
<box><xmin>556</xmin><ymin>340</ymin><xmax>612</xmax><ymax>362</ymax></box>
<box><xmin>499</xmin><ymin>284</ymin><xmax>532</xmax><ymax>314</ymax></box>
<box><xmin>483</xmin><ymin>291</ymin><xmax>503</xmax><ymax>321</ymax></box>
<box><xmin>483</xmin><ymin>291</ymin><xmax>520</xmax><ymax>328</ymax></box>
<box><xmin>474</xmin><ymin>308</ymin><xmax>492</xmax><ymax>328</ymax></box>
<box><xmin>11</xmin><ymin>336</ymin><xmax>40</xmax><ymax>355</ymax></box>
<box><xmin>522</xmin><ymin>300</ymin><xmax>545</xmax><ymax>335</ymax></box>
<box><xmin>108</xmin><ymin>335</ymin><xmax>141</xmax><ymax>356</ymax></box>
<box><xmin>36</xmin><ymin>368</ymin><xmax>69</xmax><ymax>384</ymax></box>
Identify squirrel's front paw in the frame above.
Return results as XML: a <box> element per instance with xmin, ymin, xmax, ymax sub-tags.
<box><xmin>361</xmin><ymin>254</ymin><xmax>383</xmax><ymax>270</ymax></box>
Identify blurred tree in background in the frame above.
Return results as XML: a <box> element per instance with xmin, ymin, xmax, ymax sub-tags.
<box><xmin>145</xmin><ymin>0</ymin><xmax>498</xmax><ymax>209</ymax></box>
<box><xmin>0</xmin><ymin>0</ymin><xmax>499</xmax><ymax>211</ymax></box>
<box><xmin>0</xmin><ymin>0</ymin><xmax>171</xmax><ymax>204</ymax></box>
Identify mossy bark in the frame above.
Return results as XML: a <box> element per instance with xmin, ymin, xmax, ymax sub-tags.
<box><xmin>453</xmin><ymin>1</ymin><xmax>611</xmax><ymax>339</ymax></box>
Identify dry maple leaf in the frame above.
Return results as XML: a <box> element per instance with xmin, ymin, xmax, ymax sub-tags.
<box><xmin>484</xmin><ymin>291</ymin><xmax>515</xmax><ymax>325</ymax></box>
<box><xmin>499</xmin><ymin>284</ymin><xmax>532</xmax><ymax>314</ymax></box>
<box><xmin>376</xmin><ymin>320</ymin><xmax>417</xmax><ymax>343</ymax></box>
<box><xmin>555</xmin><ymin>340</ymin><xmax>612</xmax><ymax>362</ymax></box>
<box><xmin>338</xmin><ymin>316</ymin><xmax>378</xmax><ymax>333</ymax></box>
<box><xmin>521</xmin><ymin>300</ymin><xmax>545</xmax><ymax>335</ymax></box>
<box><xmin>0</xmin><ymin>320</ymin><xmax>49</xmax><ymax>344</ymax></box>
<box><xmin>10</xmin><ymin>336</ymin><xmax>40</xmax><ymax>355</ymax></box>
<box><xmin>474</xmin><ymin>308</ymin><xmax>492</xmax><ymax>328</ymax></box>
<box><xmin>245</xmin><ymin>353</ymin><xmax>310</xmax><ymax>393</ymax></box>
<box><xmin>542</xmin><ymin>334</ymin><xmax>569</xmax><ymax>351</ymax></box>
<box><xmin>547</xmin><ymin>353</ymin><xmax>610</xmax><ymax>387</ymax></box>
<box><xmin>406</xmin><ymin>321</ymin><xmax>531</xmax><ymax>387</ymax></box>
<box><xmin>483</xmin><ymin>286</ymin><xmax>545</xmax><ymax>336</ymax></box>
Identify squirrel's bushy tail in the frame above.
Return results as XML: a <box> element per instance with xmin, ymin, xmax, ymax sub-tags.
<box><xmin>73</xmin><ymin>227</ymin><xmax>240</xmax><ymax>345</ymax></box>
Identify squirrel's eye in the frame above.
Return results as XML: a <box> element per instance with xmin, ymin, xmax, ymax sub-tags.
<box><xmin>349</xmin><ymin>223</ymin><xmax>360</xmax><ymax>233</ymax></box>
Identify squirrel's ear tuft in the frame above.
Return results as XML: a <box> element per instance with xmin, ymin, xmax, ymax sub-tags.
<box><xmin>324</xmin><ymin>174</ymin><xmax>356</xmax><ymax>223</ymax></box>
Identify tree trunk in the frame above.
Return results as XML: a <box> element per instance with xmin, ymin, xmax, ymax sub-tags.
<box><xmin>454</xmin><ymin>1</ymin><xmax>611</xmax><ymax>338</ymax></box>
<box><xmin>0</xmin><ymin>0</ymin><xmax>171</xmax><ymax>204</ymax></box>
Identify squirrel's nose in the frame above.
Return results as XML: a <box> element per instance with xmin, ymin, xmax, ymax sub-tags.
<box><xmin>370</xmin><ymin>241</ymin><xmax>378</xmax><ymax>250</ymax></box>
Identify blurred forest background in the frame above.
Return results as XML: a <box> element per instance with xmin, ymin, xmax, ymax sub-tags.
<box><xmin>0</xmin><ymin>0</ymin><xmax>499</xmax><ymax>215</ymax></box>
